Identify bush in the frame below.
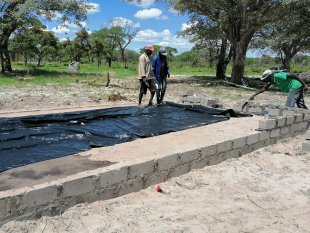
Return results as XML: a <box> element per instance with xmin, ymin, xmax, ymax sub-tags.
<box><xmin>63</xmin><ymin>63</ymin><xmax>68</xmax><ymax>66</ymax></box>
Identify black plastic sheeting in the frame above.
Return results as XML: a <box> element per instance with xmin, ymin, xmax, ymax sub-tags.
<box><xmin>0</xmin><ymin>102</ymin><xmax>251</xmax><ymax>172</ymax></box>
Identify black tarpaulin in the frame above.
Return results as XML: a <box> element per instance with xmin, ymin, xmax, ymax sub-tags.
<box><xmin>0</xmin><ymin>102</ymin><xmax>251</xmax><ymax>172</ymax></box>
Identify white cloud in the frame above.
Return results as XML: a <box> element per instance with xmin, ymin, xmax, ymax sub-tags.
<box><xmin>129</xmin><ymin>0</ymin><xmax>155</xmax><ymax>8</ymax></box>
<box><xmin>86</xmin><ymin>3</ymin><xmax>100</xmax><ymax>14</ymax></box>
<box><xmin>181</xmin><ymin>22</ymin><xmax>198</xmax><ymax>31</ymax></box>
<box><xmin>157</xmin><ymin>15</ymin><xmax>169</xmax><ymax>20</ymax></box>
<box><xmin>64</xmin><ymin>21</ymin><xmax>87</xmax><ymax>28</ymax></box>
<box><xmin>133</xmin><ymin>29</ymin><xmax>194</xmax><ymax>51</ymax></box>
<box><xmin>39</xmin><ymin>11</ymin><xmax>63</xmax><ymax>20</ymax></box>
<box><xmin>60</xmin><ymin>38</ymin><xmax>70</xmax><ymax>42</ymax></box>
<box><xmin>167</xmin><ymin>8</ymin><xmax>179</xmax><ymax>15</ymax></box>
<box><xmin>52</xmin><ymin>26</ymin><xmax>70</xmax><ymax>34</ymax></box>
<box><xmin>111</xmin><ymin>17</ymin><xmax>140</xmax><ymax>28</ymax></box>
<box><xmin>134</xmin><ymin>8</ymin><xmax>162</xmax><ymax>19</ymax></box>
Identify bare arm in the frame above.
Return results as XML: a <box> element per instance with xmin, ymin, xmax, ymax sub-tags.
<box><xmin>287</xmin><ymin>73</ymin><xmax>308</xmax><ymax>91</ymax></box>
<box><xmin>250</xmin><ymin>84</ymin><xmax>271</xmax><ymax>100</ymax></box>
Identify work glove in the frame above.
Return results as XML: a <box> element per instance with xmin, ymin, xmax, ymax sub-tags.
<box><xmin>167</xmin><ymin>73</ymin><xmax>170</xmax><ymax>78</ymax></box>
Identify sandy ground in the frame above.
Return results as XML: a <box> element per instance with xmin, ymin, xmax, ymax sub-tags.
<box><xmin>0</xmin><ymin>78</ymin><xmax>310</xmax><ymax>232</ymax></box>
<box><xmin>1</xmin><ymin>135</ymin><xmax>309</xmax><ymax>233</ymax></box>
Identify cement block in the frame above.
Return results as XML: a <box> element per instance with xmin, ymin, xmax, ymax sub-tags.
<box><xmin>240</xmin><ymin>145</ymin><xmax>253</xmax><ymax>156</ymax></box>
<box><xmin>289</xmin><ymin>123</ymin><xmax>299</xmax><ymax>135</ymax></box>
<box><xmin>286</xmin><ymin>116</ymin><xmax>295</xmax><ymax>125</ymax></box>
<box><xmin>306</xmin><ymin>130</ymin><xmax>310</xmax><ymax>140</ymax></box>
<box><xmin>193</xmin><ymin>97</ymin><xmax>201</xmax><ymax>104</ymax></box>
<box><xmin>276</xmin><ymin>117</ymin><xmax>286</xmax><ymax>127</ymax></box>
<box><xmin>213</xmin><ymin>97</ymin><xmax>220</xmax><ymax>103</ymax></box>
<box><xmin>99</xmin><ymin>166</ymin><xmax>127</xmax><ymax>188</ymax></box>
<box><xmin>119</xmin><ymin>180</ymin><xmax>143</xmax><ymax>196</ymax></box>
<box><xmin>247</xmin><ymin>132</ymin><xmax>260</xmax><ymax>145</ymax></box>
<box><xmin>269</xmin><ymin>108</ymin><xmax>283</xmax><ymax>117</ymax></box>
<box><xmin>201</xmin><ymin>144</ymin><xmax>217</xmax><ymax>158</ymax></box>
<box><xmin>144</xmin><ymin>173</ymin><xmax>166</xmax><ymax>187</ymax></box>
<box><xmin>63</xmin><ymin>176</ymin><xmax>93</xmax><ymax>196</ymax></box>
<box><xmin>266</xmin><ymin>138</ymin><xmax>277</xmax><ymax>146</ymax></box>
<box><xmin>217</xmin><ymin>141</ymin><xmax>232</xmax><ymax>153</ymax></box>
<box><xmin>186</xmin><ymin>91</ymin><xmax>194</xmax><ymax>96</ymax></box>
<box><xmin>233</xmin><ymin>104</ymin><xmax>244</xmax><ymax>112</ymax></box>
<box><xmin>179</xmin><ymin>91</ymin><xmax>187</xmax><ymax>96</ymax></box>
<box><xmin>0</xmin><ymin>198</ymin><xmax>6</xmax><ymax>219</ymax></box>
<box><xmin>225</xmin><ymin>150</ymin><xmax>239</xmax><ymax>160</ymax></box>
<box><xmin>170</xmin><ymin>165</ymin><xmax>190</xmax><ymax>178</ymax></box>
<box><xmin>295</xmin><ymin>114</ymin><xmax>304</xmax><ymax>123</ymax></box>
<box><xmin>200</xmin><ymin>97</ymin><xmax>206</xmax><ymax>105</ymax></box>
<box><xmin>156</xmin><ymin>153</ymin><xmax>180</xmax><ymax>171</ymax></box>
<box><xmin>206</xmin><ymin>99</ymin><xmax>216</xmax><ymax>106</ymax></box>
<box><xmin>21</xmin><ymin>186</ymin><xmax>58</xmax><ymax>208</ymax></box>
<box><xmin>259</xmin><ymin>119</ymin><xmax>276</xmax><ymax>130</ymax></box>
<box><xmin>186</xmin><ymin>96</ymin><xmax>194</xmax><ymax>102</ymax></box>
<box><xmin>304</xmin><ymin>114</ymin><xmax>310</xmax><ymax>121</ymax></box>
<box><xmin>233</xmin><ymin>136</ymin><xmax>247</xmax><ymax>149</ymax></box>
<box><xmin>302</xmin><ymin>141</ymin><xmax>310</xmax><ymax>151</ymax></box>
<box><xmin>281</xmin><ymin>127</ymin><xmax>290</xmax><ymax>135</ymax></box>
<box><xmin>270</xmin><ymin>128</ymin><xmax>280</xmax><ymax>138</ymax></box>
<box><xmin>259</xmin><ymin>131</ymin><xmax>270</xmax><ymax>141</ymax></box>
<box><xmin>248</xmin><ymin>106</ymin><xmax>264</xmax><ymax>114</ymax></box>
<box><xmin>191</xmin><ymin>159</ymin><xmax>206</xmax><ymax>170</ymax></box>
<box><xmin>283</xmin><ymin>110</ymin><xmax>295</xmax><ymax>116</ymax></box>
<box><xmin>128</xmin><ymin>159</ymin><xmax>154</xmax><ymax>178</ymax></box>
<box><xmin>253</xmin><ymin>142</ymin><xmax>265</xmax><ymax>151</ymax></box>
<box><xmin>298</xmin><ymin>122</ymin><xmax>309</xmax><ymax>132</ymax></box>
<box><xmin>180</xmin><ymin>149</ymin><xmax>199</xmax><ymax>163</ymax></box>
<box><xmin>207</xmin><ymin>154</ymin><xmax>225</xmax><ymax>166</ymax></box>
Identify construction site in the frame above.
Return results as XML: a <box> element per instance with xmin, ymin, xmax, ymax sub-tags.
<box><xmin>0</xmin><ymin>74</ymin><xmax>309</xmax><ymax>232</ymax></box>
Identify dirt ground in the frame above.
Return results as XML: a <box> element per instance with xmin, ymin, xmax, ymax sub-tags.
<box><xmin>0</xmin><ymin>77</ymin><xmax>310</xmax><ymax>232</ymax></box>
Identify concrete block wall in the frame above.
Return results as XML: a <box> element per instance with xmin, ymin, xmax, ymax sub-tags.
<box><xmin>1</xmin><ymin>104</ymin><xmax>310</xmax><ymax>226</ymax></box>
<box><xmin>178</xmin><ymin>91</ymin><xmax>221</xmax><ymax>107</ymax></box>
<box><xmin>302</xmin><ymin>130</ymin><xmax>310</xmax><ymax>151</ymax></box>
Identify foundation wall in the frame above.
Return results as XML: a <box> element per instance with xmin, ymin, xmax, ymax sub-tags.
<box><xmin>0</xmin><ymin>106</ymin><xmax>309</xmax><ymax>226</ymax></box>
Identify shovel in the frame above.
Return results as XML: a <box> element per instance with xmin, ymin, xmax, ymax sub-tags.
<box><xmin>241</xmin><ymin>99</ymin><xmax>250</xmax><ymax>111</ymax></box>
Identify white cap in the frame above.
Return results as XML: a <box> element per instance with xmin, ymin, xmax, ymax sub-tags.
<box><xmin>261</xmin><ymin>70</ymin><xmax>273</xmax><ymax>80</ymax></box>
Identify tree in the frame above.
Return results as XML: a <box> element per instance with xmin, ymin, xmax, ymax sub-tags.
<box><xmin>0</xmin><ymin>0</ymin><xmax>92</xmax><ymax>73</ymax></box>
<box><xmin>71</xmin><ymin>28</ymin><xmax>91</xmax><ymax>62</ymax></box>
<box><xmin>125</xmin><ymin>0</ymin><xmax>310</xmax><ymax>84</ymax></box>
<box><xmin>250</xmin><ymin>10</ymin><xmax>310</xmax><ymax>71</ymax></box>
<box><xmin>91</xmin><ymin>38</ymin><xmax>107</xmax><ymax>67</ymax></box>
<box><xmin>92</xmin><ymin>27</ymin><xmax>123</xmax><ymax>68</ymax></box>
<box><xmin>178</xmin><ymin>20</ymin><xmax>232</xmax><ymax>79</ymax></box>
<box><xmin>110</xmin><ymin>18</ymin><xmax>139</xmax><ymax>68</ymax></box>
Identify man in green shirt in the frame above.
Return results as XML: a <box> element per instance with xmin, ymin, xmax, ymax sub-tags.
<box><xmin>250</xmin><ymin>70</ymin><xmax>308</xmax><ymax>109</ymax></box>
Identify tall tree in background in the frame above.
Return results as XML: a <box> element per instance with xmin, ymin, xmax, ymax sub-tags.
<box><xmin>251</xmin><ymin>10</ymin><xmax>310</xmax><ymax>71</ymax></box>
<box><xmin>91</xmin><ymin>38</ymin><xmax>107</xmax><ymax>67</ymax></box>
<box><xmin>178</xmin><ymin>20</ymin><xmax>232</xmax><ymax>79</ymax></box>
<box><xmin>124</xmin><ymin>0</ymin><xmax>310</xmax><ymax>84</ymax></box>
<box><xmin>0</xmin><ymin>0</ymin><xmax>92</xmax><ymax>73</ymax></box>
<box><xmin>71</xmin><ymin>28</ymin><xmax>91</xmax><ymax>62</ymax></box>
<box><xmin>110</xmin><ymin>18</ymin><xmax>139</xmax><ymax>68</ymax></box>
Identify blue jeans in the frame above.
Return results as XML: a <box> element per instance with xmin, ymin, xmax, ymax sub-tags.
<box><xmin>156</xmin><ymin>75</ymin><xmax>167</xmax><ymax>104</ymax></box>
<box><xmin>285</xmin><ymin>87</ymin><xmax>307</xmax><ymax>109</ymax></box>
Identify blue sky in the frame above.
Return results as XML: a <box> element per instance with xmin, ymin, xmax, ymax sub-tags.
<box><xmin>40</xmin><ymin>0</ymin><xmax>256</xmax><ymax>57</ymax></box>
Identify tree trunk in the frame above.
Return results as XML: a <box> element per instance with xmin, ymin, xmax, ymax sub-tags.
<box><xmin>23</xmin><ymin>52</ymin><xmax>28</xmax><ymax>66</ymax></box>
<box><xmin>1</xmin><ymin>42</ymin><xmax>12</xmax><ymax>72</ymax></box>
<box><xmin>216</xmin><ymin>37</ymin><xmax>232</xmax><ymax>80</ymax></box>
<box><xmin>230</xmin><ymin>32</ymin><xmax>253</xmax><ymax>84</ymax></box>
<box><xmin>108</xmin><ymin>57</ymin><xmax>112</xmax><ymax>68</ymax></box>
<box><xmin>0</xmin><ymin>49</ymin><xmax>5</xmax><ymax>73</ymax></box>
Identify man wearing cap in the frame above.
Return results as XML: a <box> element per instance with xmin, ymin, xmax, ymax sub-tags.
<box><xmin>152</xmin><ymin>47</ymin><xmax>170</xmax><ymax>105</ymax></box>
<box><xmin>250</xmin><ymin>70</ymin><xmax>308</xmax><ymax>109</ymax></box>
<box><xmin>138</xmin><ymin>45</ymin><xmax>157</xmax><ymax>107</ymax></box>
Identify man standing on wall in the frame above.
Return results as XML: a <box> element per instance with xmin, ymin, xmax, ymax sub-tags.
<box><xmin>138</xmin><ymin>45</ymin><xmax>156</xmax><ymax>107</ymax></box>
<box><xmin>152</xmin><ymin>47</ymin><xmax>170</xmax><ymax>105</ymax></box>
<box><xmin>250</xmin><ymin>70</ymin><xmax>308</xmax><ymax>109</ymax></box>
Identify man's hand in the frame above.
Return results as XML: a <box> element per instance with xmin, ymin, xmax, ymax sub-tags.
<box><xmin>167</xmin><ymin>73</ymin><xmax>170</xmax><ymax>78</ymax></box>
<box><xmin>304</xmin><ymin>84</ymin><xmax>308</xmax><ymax>91</ymax></box>
<box><xmin>249</xmin><ymin>95</ymin><xmax>255</xmax><ymax>100</ymax></box>
<box><xmin>143</xmin><ymin>77</ymin><xmax>150</xmax><ymax>88</ymax></box>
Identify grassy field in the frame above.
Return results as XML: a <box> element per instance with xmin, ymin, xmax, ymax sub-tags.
<box><xmin>0</xmin><ymin>61</ymin><xmax>308</xmax><ymax>89</ymax></box>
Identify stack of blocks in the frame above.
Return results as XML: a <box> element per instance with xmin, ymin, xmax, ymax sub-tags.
<box><xmin>179</xmin><ymin>91</ymin><xmax>222</xmax><ymax>108</ymax></box>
